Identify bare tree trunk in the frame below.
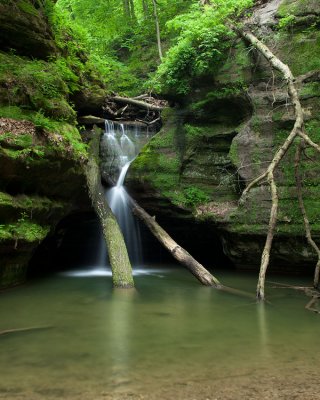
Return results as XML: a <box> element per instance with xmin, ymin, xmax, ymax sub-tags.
<box><xmin>199</xmin><ymin>0</ymin><xmax>211</xmax><ymax>6</ymax></box>
<box><xmin>85</xmin><ymin>129</ymin><xmax>134</xmax><ymax>288</ymax></box>
<box><xmin>233</xmin><ymin>25</ymin><xmax>319</xmax><ymax>300</ymax></box>
<box><xmin>129</xmin><ymin>0</ymin><xmax>136</xmax><ymax>21</ymax></box>
<box><xmin>142</xmin><ymin>0</ymin><xmax>149</xmax><ymax>17</ymax></box>
<box><xmin>130</xmin><ymin>198</ymin><xmax>221</xmax><ymax>287</ymax></box>
<box><xmin>152</xmin><ymin>0</ymin><xmax>163</xmax><ymax>61</ymax></box>
<box><xmin>122</xmin><ymin>0</ymin><xmax>130</xmax><ymax>17</ymax></box>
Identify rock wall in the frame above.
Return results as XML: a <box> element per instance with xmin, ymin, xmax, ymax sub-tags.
<box><xmin>127</xmin><ymin>0</ymin><xmax>320</xmax><ymax>271</ymax></box>
<box><xmin>0</xmin><ymin>0</ymin><xmax>94</xmax><ymax>288</ymax></box>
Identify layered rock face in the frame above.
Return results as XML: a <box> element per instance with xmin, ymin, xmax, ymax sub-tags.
<box><xmin>127</xmin><ymin>0</ymin><xmax>320</xmax><ymax>271</ymax></box>
<box><xmin>0</xmin><ymin>0</ymin><xmax>90</xmax><ymax>288</ymax></box>
<box><xmin>0</xmin><ymin>0</ymin><xmax>58</xmax><ymax>59</ymax></box>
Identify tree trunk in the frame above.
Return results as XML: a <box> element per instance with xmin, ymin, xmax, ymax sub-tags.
<box><xmin>142</xmin><ymin>0</ymin><xmax>149</xmax><ymax>17</ymax></box>
<box><xmin>130</xmin><ymin>198</ymin><xmax>221</xmax><ymax>287</ymax></box>
<box><xmin>233</xmin><ymin>25</ymin><xmax>319</xmax><ymax>300</ymax></box>
<box><xmin>152</xmin><ymin>0</ymin><xmax>163</xmax><ymax>61</ymax></box>
<box><xmin>199</xmin><ymin>0</ymin><xmax>211</xmax><ymax>6</ymax></box>
<box><xmin>129</xmin><ymin>0</ymin><xmax>136</xmax><ymax>21</ymax></box>
<box><xmin>85</xmin><ymin>129</ymin><xmax>134</xmax><ymax>288</ymax></box>
<box><xmin>122</xmin><ymin>0</ymin><xmax>130</xmax><ymax>17</ymax></box>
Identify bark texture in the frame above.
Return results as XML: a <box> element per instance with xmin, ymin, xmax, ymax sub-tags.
<box><xmin>152</xmin><ymin>0</ymin><xmax>163</xmax><ymax>61</ymax></box>
<box><xmin>234</xmin><ymin>26</ymin><xmax>320</xmax><ymax>300</ymax></box>
<box><xmin>131</xmin><ymin>198</ymin><xmax>221</xmax><ymax>287</ymax></box>
<box><xmin>85</xmin><ymin>129</ymin><xmax>134</xmax><ymax>288</ymax></box>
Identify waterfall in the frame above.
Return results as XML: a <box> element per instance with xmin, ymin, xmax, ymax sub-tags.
<box><xmin>100</xmin><ymin>120</ymin><xmax>152</xmax><ymax>267</ymax></box>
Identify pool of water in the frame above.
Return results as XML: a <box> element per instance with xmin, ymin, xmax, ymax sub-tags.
<box><xmin>0</xmin><ymin>266</ymin><xmax>319</xmax><ymax>399</ymax></box>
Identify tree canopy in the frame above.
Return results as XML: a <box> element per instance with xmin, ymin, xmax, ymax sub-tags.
<box><xmin>55</xmin><ymin>0</ymin><xmax>253</xmax><ymax>95</ymax></box>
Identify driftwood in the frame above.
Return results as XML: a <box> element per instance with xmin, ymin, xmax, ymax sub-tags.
<box><xmin>233</xmin><ymin>25</ymin><xmax>320</xmax><ymax>301</ymax></box>
<box><xmin>85</xmin><ymin>129</ymin><xmax>134</xmax><ymax>288</ymax></box>
<box><xmin>0</xmin><ymin>326</ymin><xmax>53</xmax><ymax>336</ymax></box>
<box><xmin>78</xmin><ymin>115</ymin><xmax>105</xmax><ymax>125</ymax></box>
<box><xmin>131</xmin><ymin>199</ymin><xmax>220</xmax><ymax>286</ymax></box>
<box><xmin>130</xmin><ymin>197</ymin><xmax>256</xmax><ymax>298</ymax></box>
<box><xmin>112</xmin><ymin>96</ymin><xmax>165</xmax><ymax>112</ymax></box>
<box><xmin>78</xmin><ymin>116</ymin><xmax>149</xmax><ymax>128</ymax></box>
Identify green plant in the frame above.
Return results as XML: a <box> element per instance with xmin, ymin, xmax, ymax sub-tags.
<box><xmin>147</xmin><ymin>0</ymin><xmax>253</xmax><ymax>95</ymax></box>
<box><xmin>278</xmin><ymin>14</ymin><xmax>296</xmax><ymax>30</ymax></box>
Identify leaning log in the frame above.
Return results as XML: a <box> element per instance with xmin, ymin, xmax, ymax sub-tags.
<box><xmin>113</xmin><ymin>96</ymin><xmax>165</xmax><ymax>112</ymax></box>
<box><xmin>130</xmin><ymin>199</ymin><xmax>221</xmax><ymax>287</ymax></box>
<box><xmin>130</xmin><ymin>198</ymin><xmax>256</xmax><ymax>299</ymax></box>
<box><xmin>85</xmin><ymin>129</ymin><xmax>134</xmax><ymax>288</ymax></box>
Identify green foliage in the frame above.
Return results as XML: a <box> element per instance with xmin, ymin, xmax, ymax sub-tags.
<box><xmin>0</xmin><ymin>219</ymin><xmax>50</xmax><ymax>242</ymax></box>
<box><xmin>278</xmin><ymin>14</ymin><xmax>296</xmax><ymax>30</ymax></box>
<box><xmin>17</xmin><ymin>0</ymin><xmax>38</xmax><ymax>16</ymax></box>
<box><xmin>0</xmin><ymin>106</ymin><xmax>87</xmax><ymax>161</ymax></box>
<box><xmin>55</xmin><ymin>0</ymin><xmax>195</xmax><ymax>93</ymax></box>
<box><xmin>0</xmin><ymin>52</ymin><xmax>77</xmax><ymax>122</ymax></box>
<box><xmin>147</xmin><ymin>0</ymin><xmax>253</xmax><ymax>95</ymax></box>
<box><xmin>0</xmin><ymin>133</ymin><xmax>33</xmax><ymax>149</ymax></box>
<box><xmin>183</xmin><ymin>186</ymin><xmax>210</xmax><ymax>207</ymax></box>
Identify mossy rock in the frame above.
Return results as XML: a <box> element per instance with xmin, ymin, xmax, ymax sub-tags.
<box><xmin>277</xmin><ymin>0</ymin><xmax>320</xmax><ymax>17</ymax></box>
<box><xmin>0</xmin><ymin>1</ymin><xmax>57</xmax><ymax>59</ymax></box>
<box><xmin>275</xmin><ymin>30</ymin><xmax>320</xmax><ymax>76</ymax></box>
<box><xmin>0</xmin><ymin>52</ymin><xmax>77</xmax><ymax>122</ymax></box>
<box><xmin>0</xmin><ymin>191</ymin><xmax>66</xmax><ymax>223</ymax></box>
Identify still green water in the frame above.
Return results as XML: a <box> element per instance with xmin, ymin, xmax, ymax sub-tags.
<box><xmin>0</xmin><ymin>267</ymin><xmax>319</xmax><ymax>399</ymax></box>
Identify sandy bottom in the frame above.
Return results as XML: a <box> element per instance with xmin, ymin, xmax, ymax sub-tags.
<box><xmin>1</xmin><ymin>366</ymin><xmax>319</xmax><ymax>400</ymax></box>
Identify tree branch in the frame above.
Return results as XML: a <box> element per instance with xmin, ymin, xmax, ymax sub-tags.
<box><xmin>294</xmin><ymin>141</ymin><xmax>320</xmax><ymax>289</ymax></box>
<box><xmin>113</xmin><ymin>96</ymin><xmax>166</xmax><ymax>112</ymax></box>
<box><xmin>233</xmin><ymin>25</ymin><xmax>310</xmax><ymax>300</ymax></box>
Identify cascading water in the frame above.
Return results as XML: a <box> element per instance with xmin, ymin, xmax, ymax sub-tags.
<box><xmin>100</xmin><ymin>120</ymin><xmax>152</xmax><ymax>267</ymax></box>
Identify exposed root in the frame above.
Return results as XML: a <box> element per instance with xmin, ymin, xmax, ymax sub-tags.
<box><xmin>233</xmin><ymin>25</ymin><xmax>319</xmax><ymax>301</ymax></box>
<box><xmin>294</xmin><ymin>141</ymin><xmax>320</xmax><ymax>289</ymax></box>
<box><xmin>267</xmin><ymin>281</ymin><xmax>320</xmax><ymax>314</ymax></box>
<box><xmin>305</xmin><ymin>296</ymin><xmax>320</xmax><ymax>314</ymax></box>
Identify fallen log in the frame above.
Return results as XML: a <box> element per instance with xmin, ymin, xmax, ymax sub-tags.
<box><xmin>0</xmin><ymin>326</ymin><xmax>53</xmax><ymax>336</ymax></box>
<box><xmin>130</xmin><ymin>198</ymin><xmax>221</xmax><ymax>287</ymax></box>
<box><xmin>113</xmin><ymin>96</ymin><xmax>166</xmax><ymax>112</ymax></box>
<box><xmin>130</xmin><ymin>197</ymin><xmax>256</xmax><ymax>298</ymax></box>
<box><xmin>78</xmin><ymin>115</ymin><xmax>105</xmax><ymax>125</ymax></box>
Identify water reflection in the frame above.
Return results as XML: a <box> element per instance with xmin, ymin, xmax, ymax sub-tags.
<box><xmin>0</xmin><ymin>270</ymin><xmax>319</xmax><ymax>399</ymax></box>
<box><xmin>257</xmin><ymin>302</ymin><xmax>271</xmax><ymax>359</ymax></box>
<box><xmin>108</xmin><ymin>289</ymin><xmax>136</xmax><ymax>392</ymax></box>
